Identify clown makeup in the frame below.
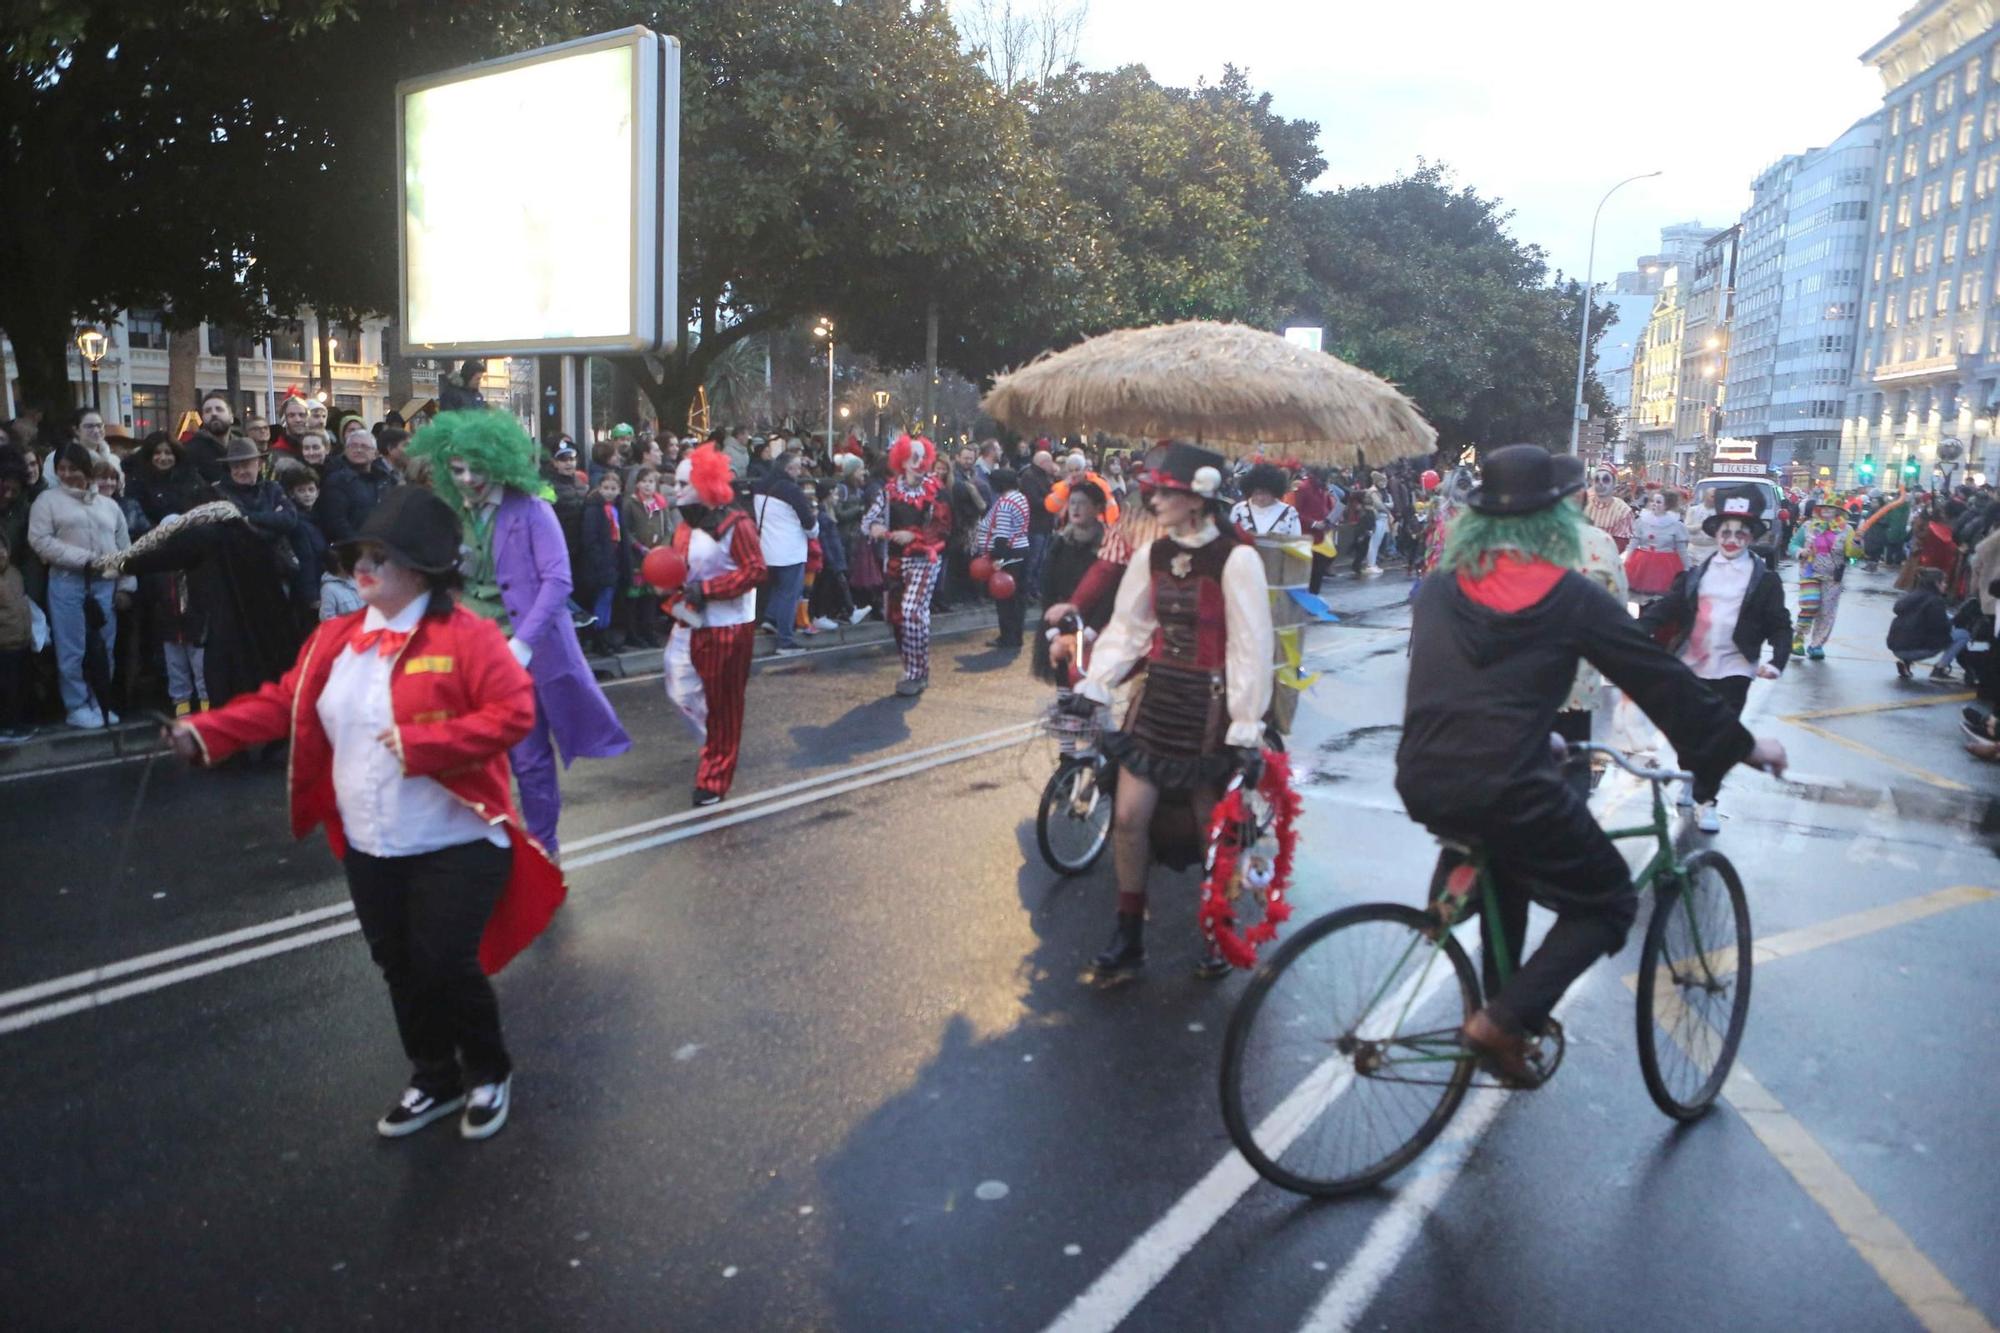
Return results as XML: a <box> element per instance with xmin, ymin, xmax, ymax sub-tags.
<box><xmin>350</xmin><ymin>545</ymin><xmax>425</xmax><ymax>615</ymax></box>
<box><xmin>448</xmin><ymin>458</ymin><xmax>495</xmax><ymax>507</ymax></box>
<box><xmin>1716</xmin><ymin>518</ymin><xmax>1753</xmax><ymax>558</ymax></box>
<box><xmin>1593</xmin><ymin>469</ymin><xmax>1616</xmax><ymax>496</ymax></box>
<box><xmin>1647</xmin><ymin>492</ymin><xmax>1666</xmax><ymax>513</ymax></box>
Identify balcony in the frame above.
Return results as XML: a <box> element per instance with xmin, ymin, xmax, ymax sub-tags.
<box><xmin>1873</xmin><ymin>353</ymin><xmax>1967</xmax><ymax>382</ymax></box>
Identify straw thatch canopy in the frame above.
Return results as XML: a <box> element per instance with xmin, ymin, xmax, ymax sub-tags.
<box><xmin>982</xmin><ymin>320</ymin><xmax>1437</xmax><ymax>468</ymax></box>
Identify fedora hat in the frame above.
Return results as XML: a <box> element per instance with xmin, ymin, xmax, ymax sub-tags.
<box><xmin>333</xmin><ymin>485</ymin><xmax>463</xmax><ymax>574</ymax></box>
<box><xmin>221</xmin><ymin>437</ymin><xmax>266</xmax><ymax>466</ymax></box>
<box><xmin>1701</xmin><ymin>485</ymin><xmax>1770</xmax><ymax>537</ymax></box>
<box><xmin>1149</xmin><ymin>442</ymin><xmax>1227</xmax><ymax>498</ymax></box>
<box><xmin>1467</xmin><ymin>444</ymin><xmax>1568</xmax><ymax>516</ymax></box>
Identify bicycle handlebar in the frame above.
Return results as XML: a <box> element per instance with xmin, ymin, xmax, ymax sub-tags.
<box><xmin>1561</xmin><ymin>739</ymin><xmax>1693</xmax><ymax>785</ymax></box>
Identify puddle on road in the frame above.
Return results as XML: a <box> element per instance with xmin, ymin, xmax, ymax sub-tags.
<box><xmin>1774</xmin><ymin>776</ymin><xmax>2000</xmax><ymax>848</ymax></box>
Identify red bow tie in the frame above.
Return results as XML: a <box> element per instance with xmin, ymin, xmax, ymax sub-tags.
<box><xmin>352</xmin><ymin>627</ymin><xmax>411</xmax><ymax>658</ymax></box>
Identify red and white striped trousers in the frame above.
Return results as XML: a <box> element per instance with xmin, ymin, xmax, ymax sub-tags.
<box><xmin>664</xmin><ymin>621</ymin><xmax>756</xmax><ymax>796</ymax></box>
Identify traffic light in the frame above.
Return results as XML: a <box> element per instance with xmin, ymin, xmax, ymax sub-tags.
<box><xmin>1858</xmin><ymin>454</ymin><xmax>1875</xmax><ymax>483</ymax></box>
<box><xmin>1902</xmin><ymin>456</ymin><xmax>1920</xmax><ymax>483</ymax></box>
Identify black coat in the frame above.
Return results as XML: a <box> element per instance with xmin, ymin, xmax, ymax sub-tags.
<box><xmin>1019</xmin><ymin>466</ymin><xmax>1056</xmax><ymax>534</ymax></box>
<box><xmin>1888</xmin><ymin>586</ymin><xmax>1953</xmax><ymax>655</ymax></box>
<box><xmin>316</xmin><ymin>457</ymin><xmax>399</xmax><ymax>544</ymax></box>
<box><xmin>577</xmin><ymin>498</ymin><xmax>627</xmax><ymax>598</ymax></box>
<box><xmin>1398</xmin><ymin>570</ymin><xmax>1755</xmax><ymax>826</ymax></box>
<box><xmin>1637</xmin><ymin>552</ymin><xmax>1793</xmax><ymax>675</ymax></box>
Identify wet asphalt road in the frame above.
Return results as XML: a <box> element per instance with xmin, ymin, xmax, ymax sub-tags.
<box><xmin>1</xmin><ymin>564</ymin><xmax>1995</xmax><ymax>1332</ymax></box>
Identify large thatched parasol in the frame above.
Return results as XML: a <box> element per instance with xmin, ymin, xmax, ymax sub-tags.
<box><xmin>981</xmin><ymin>320</ymin><xmax>1436</xmax><ymax>468</ymax></box>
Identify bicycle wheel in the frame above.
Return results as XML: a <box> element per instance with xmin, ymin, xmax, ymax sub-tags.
<box><xmin>1635</xmin><ymin>849</ymin><xmax>1753</xmax><ymax>1120</ymax></box>
<box><xmin>1220</xmin><ymin>903</ymin><xmax>1479</xmax><ymax>1197</ymax></box>
<box><xmin>1036</xmin><ymin>758</ymin><xmax>1112</xmax><ymax>875</ymax></box>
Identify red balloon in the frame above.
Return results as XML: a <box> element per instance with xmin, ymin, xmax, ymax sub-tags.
<box><xmin>969</xmin><ymin>554</ymin><xmax>996</xmax><ymax>583</ymax></box>
<box><xmin>642</xmin><ymin>545</ymin><xmax>689</xmax><ymax>591</ymax></box>
<box><xmin>988</xmin><ymin>569</ymin><xmax>1017</xmax><ymax>600</ymax></box>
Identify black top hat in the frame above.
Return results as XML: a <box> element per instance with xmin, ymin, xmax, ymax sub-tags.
<box><xmin>1701</xmin><ymin>485</ymin><xmax>1770</xmax><ymax>538</ymax></box>
<box><xmin>1467</xmin><ymin>444</ymin><xmax>1568</xmax><ymax>516</ymax></box>
<box><xmin>333</xmin><ymin>485</ymin><xmax>463</xmax><ymax>574</ymax></box>
<box><xmin>1149</xmin><ymin>442</ymin><xmax>1228</xmax><ymax>498</ymax></box>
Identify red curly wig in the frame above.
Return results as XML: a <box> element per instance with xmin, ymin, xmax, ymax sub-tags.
<box><xmin>889</xmin><ymin>433</ymin><xmax>932</xmax><ymax>475</ymax></box>
<box><xmin>684</xmin><ymin>444</ymin><xmax>735</xmax><ymax>506</ymax></box>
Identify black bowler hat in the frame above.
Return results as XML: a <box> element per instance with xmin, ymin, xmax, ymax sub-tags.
<box><xmin>1467</xmin><ymin>444</ymin><xmax>1569</xmax><ymax>516</ymax></box>
<box><xmin>334</xmin><ymin>485</ymin><xmax>463</xmax><ymax>574</ymax></box>
<box><xmin>1702</xmin><ymin>485</ymin><xmax>1769</xmax><ymax>538</ymax></box>
<box><xmin>1550</xmin><ymin>453</ymin><xmax>1588</xmax><ymax>499</ymax></box>
<box><xmin>1149</xmin><ymin>442</ymin><xmax>1228</xmax><ymax>498</ymax></box>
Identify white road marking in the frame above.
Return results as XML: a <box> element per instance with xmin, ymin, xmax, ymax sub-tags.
<box><xmin>0</xmin><ymin>722</ymin><xmax>1040</xmax><ymax>1037</ymax></box>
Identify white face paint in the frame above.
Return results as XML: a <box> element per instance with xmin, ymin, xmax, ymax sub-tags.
<box><xmin>1593</xmin><ymin>471</ymin><xmax>1616</xmax><ymax>497</ymax></box>
<box><xmin>673</xmin><ymin>459</ymin><xmax>700</xmax><ymax>508</ymax></box>
<box><xmin>1716</xmin><ymin>518</ymin><xmax>1753</xmax><ymax>557</ymax></box>
<box><xmin>448</xmin><ymin>459</ymin><xmax>493</xmax><ymax>506</ymax></box>
<box><xmin>1647</xmin><ymin>493</ymin><xmax>1666</xmax><ymax>514</ymax></box>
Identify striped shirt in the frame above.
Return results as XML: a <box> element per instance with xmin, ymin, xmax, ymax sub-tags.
<box><xmin>977</xmin><ymin>490</ymin><xmax>1031</xmax><ymax>551</ymax></box>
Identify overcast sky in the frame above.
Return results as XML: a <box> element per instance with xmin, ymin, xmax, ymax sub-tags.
<box><xmin>1063</xmin><ymin>0</ymin><xmax>1894</xmax><ymax>283</ymax></box>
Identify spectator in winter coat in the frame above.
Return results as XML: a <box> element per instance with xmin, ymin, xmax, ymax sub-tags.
<box><xmin>28</xmin><ymin>443</ymin><xmax>134</xmax><ymax>727</ymax></box>
<box><xmin>751</xmin><ymin>451</ymin><xmax>818</xmax><ymax>653</ymax></box>
<box><xmin>317</xmin><ymin>419</ymin><xmax>400</xmax><ymax>543</ymax></box>
<box><xmin>185</xmin><ymin>391</ymin><xmax>237</xmax><ymax>484</ymax></box>
<box><xmin>0</xmin><ymin>541</ymin><xmax>30</xmax><ymax>739</ymax></box>
<box><xmin>282</xmin><ymin>466</ymin><xmax>330</xmax><ymax>630</ymax></box>
<box><xmin>578</xmin><ymin>469</ymin><xmax>630</xmax><ymax>652</ymax></box>
<box><xmin>1888</xmin><ymin>567</ymin><xmax>1970</xmax><ymax>681</ymax></box>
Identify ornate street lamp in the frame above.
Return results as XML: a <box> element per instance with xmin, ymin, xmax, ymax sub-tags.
<box><xmin>872</xmin><ymin>389</ymin><xmax>890</xmax><ymax>445</ymax></box>
<box><xmin>812</xmin><ymin>318</ymin><xmax>835</xmax><ymax>460</ymax></box>
<box><xmin>75</xmin><ymin>327</ymin><xmax>108</xmax><ymax>411</ymax></box>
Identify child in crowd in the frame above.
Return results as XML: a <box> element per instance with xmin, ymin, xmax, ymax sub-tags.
<box><xmin>282</xmin><ymin>466</ymin><xmax>328</xmax><ymax>632</ymax></box>
<box><xmin>620</xmin><ymin>465</ymin><xmax>671</xmax><ymax>649</ymax></box>
<box><xmin>319</xmin><ymin>543</ymin><xmax>363</xmax><ymax>621</ymax></box>
<box><xmin>579</xmin><ymin>468</ymin><xmax>629</xmax><ymax>653</ymax></box>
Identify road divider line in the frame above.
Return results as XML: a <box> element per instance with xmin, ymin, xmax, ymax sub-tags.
<box><xmin>0</xmin><ymin>722</ymin><xmax>1042</xmax><ymax>1037</ymax></box>
<box><xmin>0</xmin><ymin>921</ymin><xmax>362</xmax><ymax>1036</ymax></box>
<box><xmin>562</xmin><ymin>721</ymin><xmax>1039</xmax><ymax>852</ymax></box>
<box><xmin>0</xmin><ymin>902</ymin><xmax>358</xmax><ymax>1014</ymax></box>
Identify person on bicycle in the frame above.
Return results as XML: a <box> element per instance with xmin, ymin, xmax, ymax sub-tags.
<box><xmin>1071</xmin><ymin>443</ymin><xmax>1275</xmax><ymax>981</ymax></box>
<box><xmin>1396</xmin><ymin>444</ymin><xmax>1787</xmax><ymax>1083</ymax></box>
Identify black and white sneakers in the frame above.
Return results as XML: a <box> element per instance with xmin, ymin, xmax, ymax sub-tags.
<box><xmin>376</xmin><ymin>1086</ymin><xmax>467</xmax><ymax>1138</ymax></box>
<box><xmin>375</xmin><ymin>1076</ymin><xmax>512</xmax><ymax>1140</ymax></box>
<box><xmin>459</xmin><ymin>1076</ymin><xmax>512</xmax><ymax>1141</ymax></box>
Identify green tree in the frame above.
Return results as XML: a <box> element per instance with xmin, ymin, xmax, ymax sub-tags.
<box><xmin>1295</xmin><ymin>163</ymin><xmax>1616</xmax><ymax>457</ymax></box>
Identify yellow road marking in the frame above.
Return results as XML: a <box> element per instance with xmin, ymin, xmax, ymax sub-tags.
<box><xmin>1775</xmin><ymin>692</ymin><xmax>1978</xmax><ymax>793</ymax></box>
<box><xmin>1626</xmin><ymin>885</ymin><xmax>1999</xmax><ymax>1333</ymax></box>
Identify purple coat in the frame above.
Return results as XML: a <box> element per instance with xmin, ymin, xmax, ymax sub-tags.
<box><xmin>493</xmin><ymin>488</ymin><xmax>631</xmax><ymax>763</ymax></box>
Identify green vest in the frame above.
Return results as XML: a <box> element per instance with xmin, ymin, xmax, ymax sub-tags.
<box><xmin>461</xmin><ymin>501</ymin><xmax>509</xmax><ymax>633</ymax></box>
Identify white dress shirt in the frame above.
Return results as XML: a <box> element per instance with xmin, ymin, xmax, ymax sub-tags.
<box><xmin>1682</xmin><ymin>551</ymin><xmax>1755</xmax><ymax>681</ymax></box>
<box><xmin>317</xmin><ymin>593</ymin><xmax>509</xmax><ymax>857</ymax></box>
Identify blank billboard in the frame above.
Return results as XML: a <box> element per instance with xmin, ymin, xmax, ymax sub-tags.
<box><xmin>397</xmin><ymin>27</ymin><xmax>678</xmax><ymax>357</ymax></box>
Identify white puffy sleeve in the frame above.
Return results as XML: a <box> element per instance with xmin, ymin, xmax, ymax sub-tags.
<box><xmin>1221</xmin><ymin>543</ymin><xmax>1275</xmax><ymax>745</ymax></box>
<box><xmin>1078</xmin><ymin>542</ymin><xmax>1157</xmax><ymax>706</ymax></box>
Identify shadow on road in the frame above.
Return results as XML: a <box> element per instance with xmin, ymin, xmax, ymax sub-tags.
<box><xmin>787</xmin><ymin>696</ymin><xmax>914</xmax><ymax>765</ymax></box>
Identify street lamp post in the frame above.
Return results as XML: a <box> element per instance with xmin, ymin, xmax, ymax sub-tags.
<box><xmin>1569</xmin><ymin>171</ymin><xmax>1662</xmax><ymax>455</ymax></box>
<box><xmin>872</xmin><ymin>389</ymin><xmax>890</xmax><ymax>448</ymax></box>
<box><xmin>75</xmin><ymin>328</ymin><xmax>108</xmax><ymax>411</ymax></box>
<box><xmin>812</xmin><ymin>318</ymin><xmax>835</xmax><ymax>462</ymax></box>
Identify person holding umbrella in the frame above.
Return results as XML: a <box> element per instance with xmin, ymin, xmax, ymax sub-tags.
<box><xmin>167</xmin><ymin>486</ymin><xmax>562</xmax><ymax>1139</ymax></box>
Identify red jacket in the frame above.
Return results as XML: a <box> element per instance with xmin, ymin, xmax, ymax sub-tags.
<box><xmin>185</xmin><ymin>602</ymin><xmax>564</xmax><ymax>973</ymax></box>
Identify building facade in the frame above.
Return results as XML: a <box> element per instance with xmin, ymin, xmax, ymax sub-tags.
<box><xmin>1629</xmin><ymin>265</ymin><xmax>1686</xmax><ymax>478</ymax></box>
<box><xmin>3</xmin><ymin>310</ymin><xmax>536</xmax><ymax>435</ymax></box>
<box><xmin>1847</xmin><ymin>0</ymin><xmax>2000</xmax><ymax>489</ymax></box>
<box><xmin>1674</xmin><ymin>226</ymin><xmax>1739</xmax><ymax>483</ymax></box>
<box><xmin>1724</xmin><ymin>116</ymin><xmax>1883</xmax><ymax>486</ymax></box>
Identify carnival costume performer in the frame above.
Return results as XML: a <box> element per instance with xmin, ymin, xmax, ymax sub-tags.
<box><xmin>1033</xmin><ymin>482</ymin><xmax>1111</xmax><ymax>687</ymax></box>
<box><xmin>1638</xmin><ymin>486</ymin><xmax>1791</xmax><ymax>833</ymax></box>
<box><xmin>662</xmin><ymin>446</ymin><xmax>767</xmax><ymax>807</ymax></box>
<box><xmin>1072</xmin><ymin>443</ymin><xmax>1275</xmax><ymax>981</ymax></box>
<box><xmin>414</xmin><ymin>411</ymin><xmax>631</xmax><ymax>856</ymax></box>
<box><xmin>1228</xmin><ymin>463</ymin><xmax>1302</xmax><ymax>537</ymax></box>
<box><xmin>1623</xmin><ymin>491</ymin><xmax>1691</xmax><ymax>601</ymax></box>
<box><xmin>864</xmin><ymin>434</ymin><xmax>953</xmax><ymax>696</ymax></box>
<box><xmin>1791</xmin><ymin>499</ymin><xmax>1851</xmax><ymax>660</ymax></box>
<box><xmin>1397</xmin><ymin>445</ymin><xmax>1786</xmax><ymax>1082</ymax></box>
<box><xmin>168</xmin><ymin>487</ymin><xmax>563</xmax><ymax>1141</ymax></box>
<box><xmin>1582</xmin><ymin>465</ymin><xmax>1634</xmax><ymax>552</ymax></box>
<box><xmin>1551</xmin><ymin>455</ymin><xmax>1629</xmax><ymax>796</ymax></box>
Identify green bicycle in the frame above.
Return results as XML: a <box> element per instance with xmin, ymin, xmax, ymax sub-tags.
<box><xmin>1219</xmin><ymin>742</ymin><xmax>1753</xmax><ymax>1198</ymax></box>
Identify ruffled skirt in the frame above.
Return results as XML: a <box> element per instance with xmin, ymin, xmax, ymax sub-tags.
<box><xmin>1100</xmin><ymin>661</ymin><xmax>1233</xmax><ymax>794</ymax></box>
<box><xmin>1623</xmin><ymin>548</ymin><xmax>1684</xmax><ymax>595</ymax></box>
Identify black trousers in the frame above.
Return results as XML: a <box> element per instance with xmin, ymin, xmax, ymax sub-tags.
<box><xmin>1308</xmin><ymin>550</ymin><xmax>1332</xmax><ymax>595</ymax></box>
<box><xmin>1429</xmin><ymin>786</ymin><xmax>1637</xmax><ymax>1033</ymax></box>
<box><xmin>1554</xmin><ymin>708</ymin><xmax>1592</xmax><ymax>800</ymax></box>
<box><xmin>992</xmin><ymin>554</ymin><xmax>1026</xmax><ymax>643</ymax></box>
<box><xmin>345</xmin><ymin>839</ymin><xmax>513</xmax><ymax>1094</ymax></box>
<box><xmin>1692</xmin><ymin>674</ymin><xmax>1753</xmax><ymax>805</ymax></box>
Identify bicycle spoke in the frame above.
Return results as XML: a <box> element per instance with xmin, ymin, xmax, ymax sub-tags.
<box><xmin>1638</xmin><ymin>855</ymin><xmax>1752</xmax><ymax>1118</ymax></box>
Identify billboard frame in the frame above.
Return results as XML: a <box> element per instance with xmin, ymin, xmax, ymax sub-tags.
<box><xmin>395</xmin><ymin>26</ymin><xmax>679</xmax><ymax>359</ymax></box>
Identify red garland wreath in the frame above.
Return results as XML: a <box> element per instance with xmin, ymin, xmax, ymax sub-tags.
<box><xmin>1198</xmin><ymin>747</ymin><xmax>1302</xmax><ymax>968</ymax></box>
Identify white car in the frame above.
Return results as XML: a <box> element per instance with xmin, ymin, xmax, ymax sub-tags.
<box><xmin>1687</xmin><ymin>475</ymin><xmax>1787</xmax><ymax>563</ymax></box>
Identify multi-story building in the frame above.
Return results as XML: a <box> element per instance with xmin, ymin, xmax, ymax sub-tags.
<box><xmin>1613</xmin><ymin>222</ymin><xmax>1714</xmax><ymax>295</ymax></box>
<box><xmin>1725</xmin><ymin>115</ymin><xmax>1883</xmax><ymax>484</ymax></box>
<box><xmin>1847</xmin><ymin>1</ymin><xmax>2000</xmax><ymax>489</ymax></box>
<box><xmin>1674</xmin><ymin>226</ymin><xmax>1739</xmax><ymax>483</ymax></box>
<box><xmin>2</xmin><ymin>310</ymin><xmax>535</xmax><ymax>434</ymax></box>
<box><xmin>1596</xmin><ymin>292</ymin><xmax>1658</xmax><ymax>460</ymax></box>
<box><xmin>1629</xmin><ymin>264</ymin><xmax>1685</xmax><ymax>478</ymax></box>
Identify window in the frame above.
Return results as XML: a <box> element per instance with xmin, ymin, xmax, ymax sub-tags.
<box><xmin>1987</xmin><ymin>104</ymin><xmax>2000</xmax><ymax>140</ymax></box>
<box><xmin>1940</xmin><ymin>280</ymin><xmax>1955</xmax><ymax>312</ymax></box>
<box><xmin>1975</xmin><ymin>215</ymin><xmax>1993</xmax><ymax>253</ymax></box>
<box><xmin>1952</xmin><ymin>167</ymin><xmax>1968</xmax><ymax>204</ymax></box>
<box><xmin>1937</xmin><ymin>79</ymin><xmax>1953</xmax><ymax>112</ymax></box>
<box><xmin>1962</xmin><ymin>113</ymin><xmax>1977</xmax><ymax>151</ymax></box>
<box><xmin>332</xmin><ymin>322</ymin><xmax>364</xmax><ymax>364</ymax></box>
<box><xmin>1875</xmin><ymin>251</ymin><xmax>1886</xmax><ymax>281</ymax></box>
<box><xmin>1930</xmin><ymin>129</ymin><xmax>1947</xmax><ymax>164</ymax></box>
<box><xmin>1892</xmin><ymin>242</ymin><xmax>1906</xmax><ymax>276</ymax></box>
<box><xmin>125</xmin><ymin>308</ymin><xmax>166</xmax><ymax>351</ymax></box>
<box><xmin>1912</xmin><ymin>93</ymin><xmax>1926</xmax><ymax>126</ymax></box>
<box><xmin>267</xmin><ymin>320</ymin><xmax>305</xmax><ymax>360</ymax></box>
<box><xmin>1946</xmin><ymin>223</ymin><xmax>1961</xmax><ymax>259</ymax></box>
<box><xmin>1887</xmin><ymin>155</ymin><xmax>1899</xmax><ymax>185</ymax></box>
<box><xmin>1893</xmin><ymin>106</ymin><xmax>1903</xmax><ymax>135</ymax></box>
<box><xmin>1970</xmin><ymin>60</ymin><xmax>1984</xmax><ymax>95</ymax></box>
<box><xmin>204</xmin><ymin>325</ymin><xmax>255</xmax><ymax>359</ymax></box>
<box><xmin>1868</xmin><ymin>300</ymin><xmax>1880</xmax><ymax>328</ymax></box>
<box><xmin>1898</xmin><ymin>192</ymin><xmax>1912</xmax><ymax>227</ymax></box>
<box><xmin>1904</xmin><ymin>143</ymin><xmax>1920</xmax><ymax>176</ymax></box>
<box><xmin>1963</xmin><ymin>274</ymin><xmax>1981</xmax><ymax>307</ymax></box>
<box><xmin>1911</xmin><ymin>289</ymin><xmax>1926</xmax><ymax>319</ymax></box>
<box><xmin>130</xmin><ymin>384</ymin><xmax>169</xmax><ymax>435</ymax></box>
<box><xmin>1915</xmin><ymin>235</ymin><xmax>1933</xmax><ymax>271</ymax></box>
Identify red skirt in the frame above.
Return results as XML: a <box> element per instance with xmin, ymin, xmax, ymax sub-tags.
<box><xmin>1624</xmin><ymin>548</ymin><xmax>1684</xmax><ymax>596</ymax></box>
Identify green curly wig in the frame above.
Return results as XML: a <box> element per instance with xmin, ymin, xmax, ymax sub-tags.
<box><xmin>1438</xmin><ymin>500</ymin><xmax>1585</xmax><ymax>575</ymax></box>
<box><xmin>411</xmin><ymin>410</ymin><xmax>552</xmax><ymax>506</ymax></box>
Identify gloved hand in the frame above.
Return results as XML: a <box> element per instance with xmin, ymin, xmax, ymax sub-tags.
<box><xmin>1058</xmin><ymin>691</ymin><xmax>1097</xmax><ymax>720</ymax></box>
<box><xmin>507</xmin><ymin>636</ymin><xmax>533</xmax><ymax>669</ymax></box>
<box><xmin>1233</xmin><ymin>745</ymin><xmax>1264</xmax><ymax>786</ymax></box>
<box><xmin>683</xmin><ymin>582</ymin><xmax>707</xmax><ymax>612</ymax></box>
